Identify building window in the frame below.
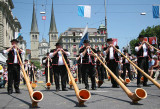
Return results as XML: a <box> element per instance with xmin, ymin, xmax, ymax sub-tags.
<box><xmin>73</xmin><ymin>32</ymin><xmax>75</xmax><ymax>36</ymax></box>
<box><xmin>35</xmin><ymin>35</ymin><xmax>37</xmax><ymax>39</ymax></box>
<box><xmin>73</xmin><ymin>38</ymin><xmax>76</xmax><ymax>42</ymax></box>
<box><xmin>66</xmin><ymin>45</ymin><xmax>68</xmax><ymax>49</ymax></box>
<box><xmin>95</xmin><ymin>38</ymin><xmax>97</xmax><ymax>42</ymax></box>
<box><xmin>32</xmin><ymin>35</ymin><xmax>34</xmax><ymax>39</ymax></box>
<box><xmin>101</xmin><ymin>38</ymin><xmax>104</xmax><ymax>42</ymax></box>
<box><xmin>66</xmin><ymin>38</ymin><xmax>68</xmax><ymax>42</ymax></box>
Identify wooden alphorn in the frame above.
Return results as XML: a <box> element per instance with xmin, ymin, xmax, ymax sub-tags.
<box><xmin>89</xmin><ymin>48</ymin><xmax>147</xmax><ymax>103</ymax></box>
<box><xmin>46</xmin><ymin>58</ymin><xmax>51</xmax><ymax>89</ymax></box>
<box><xmin>60</xmin><ymin>51</ymin><xmax>91</xmax><ymax>105</ymax></box>
<box><xmin>145</xmin><ymin>41</ymin><xmax>160</xmax><ymax>52</ymax></box>
<box><xmin>16</xmin><ymin>48</ymin><xmax>43</xmax><ymax>107</ymax></box>
<box><xmin>113</xmin><ymin>46</ymin><xmax>160</xmax><ymax>89</ymax></box>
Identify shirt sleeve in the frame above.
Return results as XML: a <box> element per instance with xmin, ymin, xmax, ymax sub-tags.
<box><xmin>43</xmin><ymin>60</ymin><xmax>46</xmax><ymax>63</ymax></box>
<box><xmin>21</xmin><ymin>50</ymin><xmax>25</xmax><ymax>55</ymax></box>
<box><xmin>103</xmin><ymin>51</ymin><xmax>106</xmax><ymax>56</ymax></box>
<box><xmin>66</xmin><ymin>52</ymin><xmax>70</xmax><ymax>57</ymax></box>
<box><xmin>150</xmin><ymin>47</ymin><xmax>154</xmax><ymax>52</ymax></box>
<box><xmin>3</xmin><ymin>50</ymin><xmax>8</xmax><ymax>54</ymax></box>
<box><xmin>49</xmin><ymin>53</ymin><xmax>54</xmax><ymax>58</ymax></box>
<box><xmin>135</xmin><ymin>46</ymin><xmax>139</xmax><ymax>52</ymax></box>
<box><xmin>80</xmin><ymin>53</ymin><xmax>84</xmax><ymax>57</ymax></box>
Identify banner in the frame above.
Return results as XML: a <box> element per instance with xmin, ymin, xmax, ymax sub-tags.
<box><xmin>149</xmin><ymin>37</ymin><xmax>157</xmax><ymax>44</ymax></box>
<box><xmin>143</xmin><ymin>37</ymin><xmax>148</xmax><ymax>42</ymax></box>
<box><xmin>112</xmin><ymin>38</ymin><xmax>118</xmax><ymax>46</ymax></box>
<box><xmin>42</xmin><ymin>16</ymin><xmax>46</xmax><ymax>20</ymax></box>
<box><xmin>78</xmin><ymin>5</ymin><xmax>91</xmax><ymax>18</ymax></box>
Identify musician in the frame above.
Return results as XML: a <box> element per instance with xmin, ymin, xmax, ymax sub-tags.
<box><xmin>76</xmin><ymin>55</ymin><xmax>82</xmax><ymax>84</ymax></box>
<box><xmin>96</xmin><ymin>50</ymin><xmax>104</xmax><ymax>81</ymax></box>
<box><xmin>103</xmin><ymin>38</ymin><xmax>119</xmax><ymax>88</ymax></box>
<box><xmin>43</xmin><ymin>52</ymin><xmax>53</xmax><ymax>85</ymax></box>
<box><xmin>22</xmin><ymin>59</ymin><xmax>30</xmax><ymax>85</ymax></box>
<box><xmin>30</xmin><ymin>62</ymin><xmax>36</xmax><ymax>82</ymax></box>
<box><xmin>50</xmin><ymin>43</ymin><xmax>70</xmax><ymax>92</ymax></box>
<box><xmin>121</xmin><ymin>49</ymin><xmax>132</xmax><ymax>80</ymax></box>
<box><xmin>3</xmin><ymin>39</ymin><xmax>25</xmax><ymax>94</ymax></box>
<box><xmin>79</xmin><ymin>40</ymin><xmax>97</xmax><ymax>90</ymax></box>
<box><xmin>135</xmin><ymin>35</ymin><xmax>153</xmax><ymax>87</ymax></box>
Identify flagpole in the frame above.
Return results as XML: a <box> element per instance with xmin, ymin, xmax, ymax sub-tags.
<box><xmin>105</xmin><ymin>0</ymin><xmax>108</xmax><ymax>40</ymax></box>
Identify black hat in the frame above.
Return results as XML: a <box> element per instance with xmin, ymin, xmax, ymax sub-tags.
<box><xmin>138</xmin><ymin>35</ymin><xmax>144</xmax><ymax>38</ymax></box>
<box><xmin>97</xmin><ymin>50</ymin><xmax>101</xmax><ymax>53</ymax></box>
<box><xmin>123</xmin><ymin>49</ymin><xmax>127</xmax><ymax>52</ymax></box>
<box><xmin>83</xmin><ymin>40</ymin><xmax>90</xmax><ymax>43</ymax></box>
<box><xmin>76</xmin><ymin>55</ymin><xmax>79</xmax><ymax>57</ymax></box>
<box><xmin>10</xmin><ymin>39</ymin><xmax>19</xmax><ymax>43</ymax></box>
<box><xmin>55</xmin><ymin>43</ymin><xmax>61</xmax><ymax>46</ymax></box>
<box><xmin>24</xmin><ymin>59</ymin><xmax>28</xmax><ymax>61</ymax></box>
<box><xmin>107</xmin><ymin>38</ymin><xmax>113</xmax><ymax>42</ymax></box>
<box><xmin>46</xmin><ymin>52</ymin><xmax>49</xmax><ymax>55</ymax></box>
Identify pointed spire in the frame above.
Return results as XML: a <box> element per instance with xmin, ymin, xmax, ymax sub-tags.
<box><xmin>31</xmin><ymin>0</ymin><xmax>38</xmax><ymax>32</ymax></box>
<box><xmin>49</xmin><ymin>0</ymin><xmax>57</xmax><ymax>33</ymax></box>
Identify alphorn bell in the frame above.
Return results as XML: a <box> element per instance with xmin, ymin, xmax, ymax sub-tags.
<box><xmin>60</xmin><ymin>51</ymin><xmax>91</xmax><ymax>105</ymax></box>
<box><xmin>119</xmin><ymin>76</ymin><xmax>131</xmax><ymax>85</ymax></box>
<box><xmin>15</xmin><ymin>48</ymin><xmax>43</xmax><ymax>107</ymax></box>
<box><xmin>46</xmin><ymin>58</ymin><xmax>51</xmax><ymax>89</ymax></box>
<box><xmin>89</xmin><ymin>48</ymin><xmax>147</xmax><ymax>103</ymax></box>
<box><xmin>113</xmin><ymin>46</ymin><xmax>160</xmax><ymax>89</ymax></box>
<box><xmin>31</xmin><ymin>68</ymin><xmax>37</xmax><ymax>89</ymax></box>
<box><xmin>95</xmin><ymin>78</ymin><xmax>103</xmax><ymax>88</ymax></box>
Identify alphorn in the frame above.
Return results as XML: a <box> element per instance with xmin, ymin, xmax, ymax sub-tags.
<box><xmin>15</xmin><ymin>48</ymin><xmax>43</xmax><ymax>107</ymax></box>
<box><xmin>89</xmin><ymin>48</ymin><xmax>147</xmax><ymax>103</ymax></box>
<box><xmin>145</xmin><ymin>41</ymin><xmax>160</xmax><ymax>52</ymax></box>
<box><xmin>95</xmin><ymin>78</ymin><xmax>103</xmax><ymax>88</ymax></box>
<box><xmin>31</xmin><ymin>68</ymin><xmax>37</xmax><ymax>89</ymax></box>
<box><xmin>113</xmin><ymin>46</ymin><xmax>160</xmax><ymax>89</ymax></box>
<box><xmin>75</xmin><ymin>66</ymin><xmax>78</xmax><ymax>82</ymax></box>
<box><xmin>46</xmin><ymin>58</ymin><xmax>51</xmax><ymax>89</ymax></box>
<box><xmin>119</xmin><ymin>76</ymin><xmax>131</xmax><ymax>85</ymax></box>
<box><xmin>60</xmin><ymin>51</ymin><xmax>91</xmax><ymax>105</ymax></box>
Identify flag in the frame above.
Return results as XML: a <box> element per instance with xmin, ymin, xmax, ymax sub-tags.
<box><xmin>153</xmin><ymin>5</ymin><xmax>160</xmax><ymax>18</ymax></box>
<box><xmin>42</xmin><ymin>16</ymin><xmax>46</xmax><ymax>20</ymax></box>
<box><xmin>78</xmin><ymin>5</ymin><xmax>91</xmax><ymax>18</ymax></box>
<box><xmin>149</xmin><ymin>37</ymin><xmax>157</xmax><ymax>44</ymax></box>
<box><xmin>15</xmin><ymin>32</ymin><xmax>21</xmax><ymax>39</ymax></box>
<box><xmin>112</xmin><ymin>38</ymin><xmax>118</xmax><ymax>46</ymax></box>
<box><xmin>79</xmin><ymin>25</ymin><xmax>89</xmax><ymax>48</ymax></box>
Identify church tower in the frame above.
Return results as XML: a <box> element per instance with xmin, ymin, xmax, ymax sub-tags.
<box><xmin>30</xmin><ymin>1</ymin><xmax>39</xmax><ymax>61</ymax></box>
<box><xmin>49</xmin><ymin>0</ymin><xmax>58</xmax><ymax>49</ymax></box>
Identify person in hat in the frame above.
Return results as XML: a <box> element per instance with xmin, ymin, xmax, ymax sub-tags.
<box><xmin>3</xmin><ymin>39</ymin><xmax>25</xmax><ymax>94</ymax></box>
<box><xmin>76</xmin><ymin>55</ymin><xmax>83</xmax><ymax>84</ymax></box>
<box><xmin>103</xmin><ymin>38</ymin><xmax>120</xmax><ymax>88</ymax></box>
<box><xmin>150</xmin><ymin>55</ymin><xmax>159</xmax><ymax>79</ymax></box>
<box><xmin>49</xmin><ymin>43</ymin><xmax>70</xmax><ymax>92</ymax></box>
<box><xmin>43</xmin><ymin>52</ymin><xmax>53</xmax><ymax>85</ymax></box>
<box><xmin>135</xmin><ymin>35</ymin><xmax>153</xmax><ymax>87</ymax></box>
<box><xmin>23</xmin><ymin>59</ymin><xmax>30</xmax><ymax>84</ymax></box>
<box><xmin>79</xmin><ymin>40</ymin><xmax>97</xmax><ymax>90</ymax></box>
<box><xmin>96</xmin><ymin>50</ymin><xmax>105</xmax><ymax>82</ymax></box>
<box><xmin>121</xmin><ymin>49</ymin><xmax>132</xmax><ymax>81</ymax></box>
<box><xmin>29</xmin><ymin>62</ymin><xmax>36</xmax><ymax>83</ymax></box>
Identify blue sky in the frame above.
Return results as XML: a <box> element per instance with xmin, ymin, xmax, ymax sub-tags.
<box><xmin>12</xmin><ymin>0</ymin><xmax>160</xmax><ymax>49</ymax></box>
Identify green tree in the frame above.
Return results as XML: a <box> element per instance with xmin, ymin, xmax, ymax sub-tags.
<box><xmin>30</xmin><ymin>60</ymin><xmax>42</xmax><ymax>70</ymax></box>
<box><xmin>130</xmin><ymin>25</ymin><xmax>160</xmax><ymax>54</ymax></box>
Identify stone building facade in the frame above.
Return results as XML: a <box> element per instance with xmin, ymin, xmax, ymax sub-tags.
<box><xmin>58</xmin><ymin>24</ymin><xmax>106</xmax><ymax>65</ymax></box>
<box><xmin>0</xmin><ymin>0</ymin><xmax>21</xmax><ymax>51</ymax></box>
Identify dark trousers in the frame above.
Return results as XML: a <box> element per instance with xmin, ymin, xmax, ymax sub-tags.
<box><xmin>137</xmin><ymin>57</ymin><xmax>149</xmax><ymax>85</ymax></box>
<box><xmin>78</xmin><ymin>65</ymin><xmax>82</xmax><ymax>83</ymax></box>
<box><xmin>7</xmin><ymin>64</ymin><xmax>20</xmax><ymax>92</ymax></box>
<box><xmin>53</xmin><ymin>65</ymin><xmax>67</xmax><ymax>90</ymax></box>
<box><xmin>81</xmin><ymin>63</ymin><xmax>96</xmax><ymax>89</ymax></box>
<box><xmin>122</xmin><ymin>63</ymin><xmax>132</xmax><ymax>80</ymax></box>
<box><xmin>45</xmin><ymin>67</ymin><xmax>53</xmax><ymax>83</ymax></box>
<box><xmin>97</xmin><ymin>65</ymin><xmax>104</xmax><ymax>81</ymax></box>
<box><xmin>107</xmin><ymin>60</ymin><xmax>119</xmax><ymax>86</ymax></box>
<box><xmin>30</xmin><ymin>71</ymin><xmax>34</xmax><ymax>82</ymax></box>
<box><xmin>23</xmin><ymin>78</ymin><xmax>26</xmax><ymax>85</ymax></box>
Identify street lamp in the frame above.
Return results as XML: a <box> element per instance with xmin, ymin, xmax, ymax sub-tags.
<box><xmin>140</xmin><ymin>12</ymin><xmax>146</xmax><ymax>15</ymax></box>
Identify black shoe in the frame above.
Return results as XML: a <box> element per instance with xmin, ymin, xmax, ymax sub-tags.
<box><xmin>92</xmin><ymin>88</ymin><xmax>96</xmax><ymax>90</ymax></box>
<box><xmin>137</xmin><ymin>84</ymin><xmax>141</xmax><ymax>88</ymax></box>
<box><xmin>8</xmin><ymin>90</ymin><xmax>12</xmax><ymax>95</ymax></box>
<box><xmin>62</xmin><ymin>88</ymin><xmax>68</xmax><ymax>91</ymax></box>
<box><xmin>15</xmin><ymin>89</ymin><xmax>21</xmax><ymax>93</ymax></box>
<box><xmin>143</xmin><ymin>84</ymin><xmax>151</xmax><ymax>87</ymax></box>
<box><xmin>85</xmin><ymin>86</ymin><xmax>89</xmax><ymax>90</ymax></box>
<box><xmin>56</xmin><ymin>89</ymin><xmax>59</xmax><ymax>92</ymax></box>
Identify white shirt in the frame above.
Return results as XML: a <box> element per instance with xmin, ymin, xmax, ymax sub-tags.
<box><xmin>24</xmin><ymin>64</ymin><xmax>28</xmax><ymax>71</ymax></box>
<box><xmin>80</xmin><ymin>48</ymin><xmax>92</xmax><ymax>63</ymax></box>
<box><xmin>3</xmin><ymin>48</ymin><xmax>25</xmax><ymax>64</ymax></box>
<box><xmin>125</xmin><ymin>55</ymin><xmax>129</xmax><ymax>63</ymax></box>
<box><xmin>135</xmin><ymin>43</ymin><xmax>153</xmax><ymax>57</ymax></box>
<box><xmin>103</xmin><ymin>47</ymin><xmax>114</xmax><ymax>59</ymax></box>
<box><xmin>49</xmin><ymin>50</ymin><xmax>70</xmax><ymax>65</ymax></box>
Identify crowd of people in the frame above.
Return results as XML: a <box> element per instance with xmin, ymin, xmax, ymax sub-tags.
<box><xmin>1</xmin><ymin>35</ymin><xmax>160</xmax><ymax>95</ymax></box>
